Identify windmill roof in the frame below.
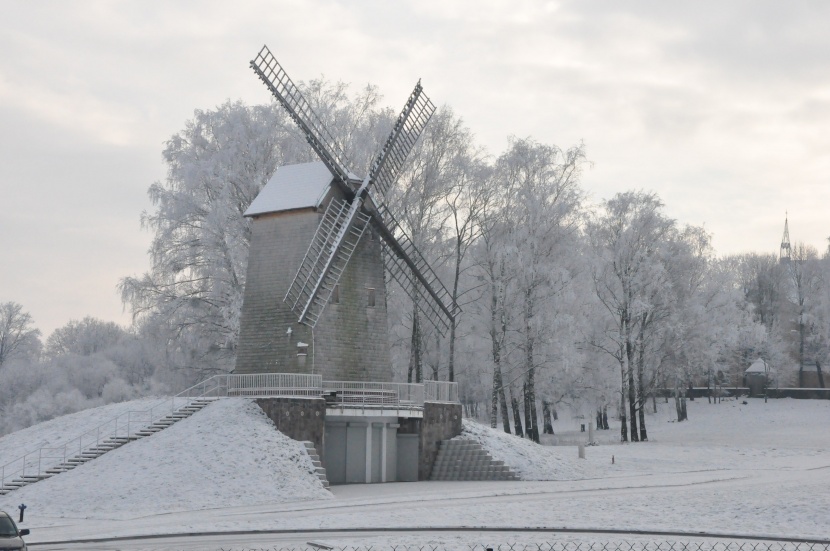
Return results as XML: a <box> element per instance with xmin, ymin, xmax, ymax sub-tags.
<box><xmin>244</xmin><ymin>162</ymin><xmax>334</xmax><ymax>217</ymax></box>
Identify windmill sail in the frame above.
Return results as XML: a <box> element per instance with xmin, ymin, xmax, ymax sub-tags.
<box><xmin>252</xmin><ymin>45</ymin><xmax>460</xmax><ymax>332</ymax></box>
<box><xmin>367</xmin><ymin>81</ymin><xmax>435</xmax><ymax>202</ymax></box>
<box><xmin>250</xmin><ymin>45</ymin><xmax>355</xmax><ymax>190</ymax></box>
<box><xmin>373</xmin><ymin>205</ymin><xmax>459</xmax><ymax>333</ymax></box>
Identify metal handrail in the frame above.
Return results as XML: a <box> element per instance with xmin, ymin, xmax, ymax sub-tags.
<box><xmin>0</xmin><ymin>375</ymin><xmax>228</xmax><ymax>490</ymax></box>
<box><xmin>322</xmin><ymin>381</ymin><xmax>426</xmax><ymax>408</ymax></box>
<box><xmin>424</xmin><ymin>380</ymin><xmax>459</xmax><ymax>403</ymax></box>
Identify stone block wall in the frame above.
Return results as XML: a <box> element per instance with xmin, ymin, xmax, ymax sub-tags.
<box><xmin>236</xmin><ymin>210</ymin><xmax>319</xmax><ymax>375</ymax></box>
<box><xmin>418</xmin><ymin>402</ymin><xmax>463</xmax><ymax>481</ymax></box>
<box><xmin>255</xmin><ymin>397</ymin><xmax>326</xmax><ymax>455</ymax></box>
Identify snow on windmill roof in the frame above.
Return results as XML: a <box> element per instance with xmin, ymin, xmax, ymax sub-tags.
<box><xmin>244</xmin><ymin>161</ymin><xmax>334</xmax><ymax>217</ymax></box>
<box><xmin>746</xmin><ymin>358</ymin><xmax>769</xmax><ymax>373</ymax></box>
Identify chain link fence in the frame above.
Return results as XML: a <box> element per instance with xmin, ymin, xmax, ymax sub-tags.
<box><xmin>218</xmin><ymin>541</ymin><xmax>830</xmax><ymax>551</ymax></box>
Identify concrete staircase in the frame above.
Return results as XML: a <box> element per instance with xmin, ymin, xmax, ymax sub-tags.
<box><xmin>0</xmin><ymin>398</ymin><xmax>218</xmax><ymax>496</ymax></box>
<box><xmin>430</xmin><ymin>439</ymin><xmax>520</xmax><ymax>481</ymax></box>
<box><xmin>302</xmin><ymin>441</ymin><xmax>330</xmax><ymax>489</ymax></box>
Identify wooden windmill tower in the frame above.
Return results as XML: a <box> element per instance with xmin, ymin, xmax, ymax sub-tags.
<box><xmin>235</xmin><ymin>46</ymin><xmax>460</xmax><ymax>381</ymax></box>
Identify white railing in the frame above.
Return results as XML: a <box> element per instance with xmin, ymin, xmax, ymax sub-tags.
<box><xmin>228</xmin><ymin>373</ymin><xmax>322</xmax><ymax>396</ymax></box>
<box><xmin>424</xmin><ymin>380</ymin><xmax>459</xmax><ymax>403</ymax></box>
<box><xmin>322</xmin><ymin>381</ymin><xmax>426</xmax><ymax>408</ymax></box>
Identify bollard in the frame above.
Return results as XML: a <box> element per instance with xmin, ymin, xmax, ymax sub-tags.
<box><xmin>612</xmin><ymin>455</ymin><xmax>615</xmax><ymax>464</ymax></box>
<box><xmin>18</xmin><ymin>503</ymin><xmax>26</xmax><ymax>522</ymax></box>
<box><xmin>578</xmin><ymin>444</ymin><xmax>585</xmax><ymax>459</ymax></box>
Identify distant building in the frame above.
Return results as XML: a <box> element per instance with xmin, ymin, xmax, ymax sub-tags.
<box><xmin>744</xmin><ymin>358</ymin><xmax>772</xmax><ymax>397</ymax></box>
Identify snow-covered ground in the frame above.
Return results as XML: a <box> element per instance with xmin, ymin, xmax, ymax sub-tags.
<box><xmin>0</xmin><ymin>398</ymin><xmax>330</xmax><ymax>518</ymax></box>
<box><xmin>1</xmin><ymin>396</ymin><xmax>829</xmax><ymax>548</ymax></box>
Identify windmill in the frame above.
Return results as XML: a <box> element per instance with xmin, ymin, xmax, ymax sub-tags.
<box><xmin>235</xmin><ymin>45</ymin><xmax>460</xmax><ymax>379</ymax></box>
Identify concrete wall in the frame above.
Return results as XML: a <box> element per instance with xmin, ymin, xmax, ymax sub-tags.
<box><xmin>767</xmin><ymin>387</ymin><xmax>830</xmax><ymax>399</ymax></box>
<box><xmin>235</xmin><ymin>191</ymin><xmax>392</xmax><ymax>381</ymax></box>
<box><xmin>799</xmin><ymin>370</ymin><xmax>826</xmax><ymax>389</ymax></box>
<box><xmin>656</xmin><ymin>387</ymin><xmax>750</xmax><ymax>399</ymax></box>
<box><xmin>324</xmin><ymin>415</ymin><xmax>399</xmax><ymax>484</ymax></box>
<box><xmin>254</xmin><ymin>397</ymin><xmax>326</xmax><ymax>455</ymax></box>
<box><xmin>396</xmin><ymin>434</ymin><xmax>419</xmax><ymax>481</ymax></box>
<box><xmin>418</xmin><ymin>402</ymin><xmax>463</xmax><ymax>481</ymax></box>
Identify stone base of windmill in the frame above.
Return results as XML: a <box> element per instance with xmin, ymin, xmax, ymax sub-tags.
<box><xmin>255</xmin><ymin>397</ymin><xmax>461</xmax><ymax>484</ymax></box>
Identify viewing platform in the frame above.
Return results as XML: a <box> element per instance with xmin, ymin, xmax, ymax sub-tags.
<box><xmin>176</xmin><ymin>373</ymin><xmax>459</xmax><ymax>418</ymax></box>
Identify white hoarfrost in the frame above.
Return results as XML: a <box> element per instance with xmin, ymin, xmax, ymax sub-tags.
<box><xmin>0</xmin><ymin>398</ymin><xmax>331</xmax><ymax>518</ymax></box>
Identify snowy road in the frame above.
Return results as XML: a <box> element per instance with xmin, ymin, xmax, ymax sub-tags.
<box><xmin>28</xmin><ymin>463</ymin><xmax>830</xmax><ymax>549</ymax></box>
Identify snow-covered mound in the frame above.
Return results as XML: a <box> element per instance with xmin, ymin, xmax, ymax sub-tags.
<box><xmin>0</xmin><ymin>398</ymin><xmax>160</xmax><ymax>468</ymax></box>
<box><xmin>459</xmin><ymin>419</ymin><xmax>594</xmax><ymax>480</ymax></box>
<box><xmin>0</xmin><ymin>398</ymin><xmax>331</xmax><ymax>518</ymax></box>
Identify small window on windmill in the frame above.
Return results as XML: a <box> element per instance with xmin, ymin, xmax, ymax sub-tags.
<box><xmin>297</xmin><ymin>342</ymin><xmax>309</xmax><ymax>357</ymax></box>
<box><xmin>331</xmin><ymin>284</ymin><xmax>340</xmax><ymax>304</ymax></box>
<box><xmin>367</xmin><ymin>287</ymin><xmax>376</xmax><ymax>308</ymax></box>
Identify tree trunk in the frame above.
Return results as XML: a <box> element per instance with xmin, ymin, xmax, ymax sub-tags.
<box><xmin>680</xmin><ymin>395</ymin><xmax>688</xmax><ymax>421</ymax></box>
<box><xmin>498</xmin><ymin>380</ymin><xmax>510</xmax><ymax>433</ymax></box>
<box><xmin>626</xmin><ymin>340</ymin><xmax>639</xmax><ymax>442</ymax></box>
<box><xmin>635</xmin><ymin>344</ymin><xmax>648</xmax><ymax>441</ymax></box>
<box><xmin>447</xmin><ymin>232</ymin><xmax>464</xmax><ymax>383</ymax></box>
<box><xmin>408</xmin><ymin>303</ymin><xmax>422</xmax><ymax>383</ymax></box>
<box><xmin>488</xmin><ymin>274</ymin><xmax>511</xmax><ymax>433</ymax></box>
<box><xmin>510</xmin><ymin>385</ymin><xmax>524</xmax><ymax>437</ymax></box>
<box><xmin>529</xmin><ymin>398</ymin><xmax>540</xmax><ymax>443</ymax></box>
<box><xmin>544</xmin><ymin>401</ymin><xmax>555</xmax><ymax>434</ymax></box>
<box><xmin>817</xmin><ymin>361</ymin><xmax>826</xmax><ymax>388</ymax></box>
<box><xmin>429</xmin><ymin>332</ymin><xmax>441</xmax><ymax>381</ymax></box>
<box><xmin>602</xmin><ymin>405</ymin><xmax>609</xmax><ymax>430</ymax></box>
<box><xmin>491</xmin><ymin>362</ymin><xmax>512</xmax><ymax>434</ymax></box>
<box><xmin>674</xmin><ymin>387</ymin><xmax>683</xmax><ymax>422</ymax></box>
<box><xmin>447</xmin><ymin>319</ymin><xmax>457</xmax><ymax>382</ymax></box>
<box><xmin>619</xmin><ymin>393</ymin><xmax>628</xmax><ymax>442</ymax></box>
<box><xmin>618</xmin><ymin>338</ymin><xmax>628</xmax><ymax>442</ymax></box>
<box><xmin>523</xmin><ymin>288</ymin><xmax>540</xmax><ymax>443</ymax></box>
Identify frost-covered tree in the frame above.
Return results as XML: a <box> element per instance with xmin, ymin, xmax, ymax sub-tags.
<box><xmin>497</xmin><ymin>138</ymin><xmax>585</xmax><ymax>442</ymax></box>
<box><xmin>44</xmin><ymin>317</ymin><xmax>125</xmax><ymax>358</ymax></box>
<box><xmin>785</xmin><ymin>242</ymin><xmax>823</xmax><ymax>385</ymax></box>
<box><xmin>587</xmin><ymin>191</ymin><xmax>676</xmax><ymax>441</ymax></box>
<box><xmin>0</xmin><ymin>301</ymin><xmax>41</xmax><ymax>368</ymax></box>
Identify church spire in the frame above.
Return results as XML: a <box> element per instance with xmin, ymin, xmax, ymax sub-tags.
<box><xmin>780</xmin><ymin>212</ymin><xmax>791</xmax><ymax>264</ymax></box>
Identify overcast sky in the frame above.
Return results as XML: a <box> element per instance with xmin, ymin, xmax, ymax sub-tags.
<box><xmin>2</xmin><ymin>1</ymin><xmax>829</xmax><ymax>337</ymax></box>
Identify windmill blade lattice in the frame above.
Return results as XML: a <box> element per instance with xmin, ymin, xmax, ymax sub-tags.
<box><xmin>373</xmin><ymin>205</ymin><xmax>460</xmax><ymax>333</ymax></box>
<box><xmin>250</xmin><ymin>45</ymin><xmax>355</xmax><ymax>190</ymax></box>
<box><xmin>284</xmin><ymin>198</ymin><xmax>371</xmax><ymax>326</ymax></box>
<box><xmin>368</xmin><ymin>81</ymin><xmax>435</xmax><ymax>203</ymax></box>
<box><xmin>252</xmin><ymin>45</ymin><xmax>460</xmax><ymax>333</ymax></box>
